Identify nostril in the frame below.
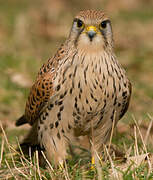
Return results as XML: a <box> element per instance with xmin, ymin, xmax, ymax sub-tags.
<box><xmin>88</xmin><ymin>31</ymin><xmax>96</xmax><ymax>41</ymax></box>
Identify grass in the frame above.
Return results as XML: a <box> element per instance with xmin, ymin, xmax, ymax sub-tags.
<box><xmin>0</xmin><ymin>115</ymin><xmax>153</xmax><ymax>179</ymax></box>
<box><xmin>0</xmin><ymin>0</ymin><xmax>153</xmax><ymax>179</ymax></box>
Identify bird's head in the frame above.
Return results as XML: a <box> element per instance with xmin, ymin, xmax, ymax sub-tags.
<box><xmin>69</xmin><ymin>10</ymin><xmax>113</xmax><ymax>53</ymax></box>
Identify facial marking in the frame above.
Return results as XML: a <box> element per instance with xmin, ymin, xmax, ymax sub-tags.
<box><xmin>70</xmin><ymin>10</ymin><xmax>113</xmax><ymax>52</ymax></box>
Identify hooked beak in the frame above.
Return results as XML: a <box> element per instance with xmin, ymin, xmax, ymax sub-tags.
<box><xmin>86</xmin><ymin>26</ymin><xmax>97</xmax><ymax>41</ymax></box>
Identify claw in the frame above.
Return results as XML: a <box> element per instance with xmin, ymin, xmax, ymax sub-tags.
<box><xmin>59</xmin><ymin>160</ymin><xmax>64</xmax><ymax>170</ymax></box>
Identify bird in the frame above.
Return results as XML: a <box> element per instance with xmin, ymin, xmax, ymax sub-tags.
<box><xmin>16</xmin><ymin>10</ymin><xmax>132</xmax><ymax>166</ymax></box>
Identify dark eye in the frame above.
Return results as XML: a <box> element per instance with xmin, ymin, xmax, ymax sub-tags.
<box><xmin>77</xmin><ymin>19</ymin><xmax>84</xmax><ymax>28</ymax></box>
<box><xmin>100</xmin><ymin>20</ymin><xmax>107</xmax><ymax>29</ymax></box>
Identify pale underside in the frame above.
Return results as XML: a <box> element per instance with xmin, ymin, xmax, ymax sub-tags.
<box><xmin>38</xmin><ymin>47</ymin><xmax>131</xmax><ymax>164</ymax></box>
<box><xmin>16</xmin><ymin>10</ymin><xmax>131</xmax><ymax>165</ymax></box>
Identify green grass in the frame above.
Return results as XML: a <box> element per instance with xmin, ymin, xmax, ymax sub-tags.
<box><xmin>1</xmin><ymin>116</ymin><xmax>153</xmax><ymax>179</ymax></box>
<box><xmin>119</xmin><ymin>8</ymin><xmax>153</xmax><ymax>22</ymax></box>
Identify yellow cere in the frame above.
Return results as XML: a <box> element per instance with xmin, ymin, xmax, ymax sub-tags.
<box><xmin>86</xmin><ymin>26</ymin><xmax>97</xmax><ymax>33</ymax></box>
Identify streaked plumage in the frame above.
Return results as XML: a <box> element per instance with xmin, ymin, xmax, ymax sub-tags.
<box><xmin>16</xmin><ymin>10</ymin><xmax>131</xmax><ymax>165</ymax></box>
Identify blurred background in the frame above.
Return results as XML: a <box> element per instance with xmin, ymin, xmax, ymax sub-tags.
<box><xmin>0</xmin><ymin>0</ymin><xmax>153</xmax><ymax>138</ymax></box>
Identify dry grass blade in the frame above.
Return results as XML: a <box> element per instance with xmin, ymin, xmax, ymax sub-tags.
<box><xmin>0</xmin><ymin>122</ymin><xmax>17</xmax><ymax>171</ymax></box>
<box><xmin>14</xmin><ymin>166</ymin><xmax>29</xmax><ymax>179</ymax></box>
<box><xmin>36</xmin><ymin>150</ymin><xmax>42</xmax><ymax>180</ymax></box>
<box><xmin>60</xmin><ymin>164</ymin><xmax>70</xmax><ymax>180</ymax></box>
<box><xmin>19</xmin><ymin>156</ymin><xmax>28</xmax><ymax>175</ymax></box>
<box><xmin>28</xmin><ymin>146</ymin><xmax>33</xmax><ymax>176</ymax></box>
<box><xmin>91</xmin><ymin>144</ymin><xmax>102</xmax><ymax>180</ymax></box>
<box><xmin>0</xmin><ymin>122</ymin><xmax>9</xmax><ymax>146</ymax></box>
<box><xmin>134</xmin><ymin>126</ymin><xmax>139</xmax><ymax>158</ymax></box>
<box><xmin>90</xmin><ymin>117</ymin><xmax>103</xmax><ymax>180</ymax></box>
<box><xmin>63</xmin><ymin>160</ymin><xmax>71</xmax><ymax>180</ymax></box>
<box><xmin>9</xmin><ymin>140</ymin><xmax>31</xmax><ymax>166</ymax></box>
<box><xmin>132</xmin><ymin>115</ymin><xmax>152</xmax><ymax>174</ymax></box>
<box><xmin>144</xmin><ymin>114</ymin><xmax>153</xmax><ymax>144</ymax></box>
<box><xmin>41</xmin><ymin>150</ymin><xmax>54</xmax><ymax>173</ymax></box>
<box><xmin>0</xmin><ymin>137</ymin><xmax>4</xmax><ymax>168</ymax></box>
<box><xmin>0</xmin><ymin>124</ymin><xmax>30</xmax><ymax>179</ymax></box>
<box><xmin>105</xmin><ymin>145</ymin><xmax>119</xmax><ymax>180</ymax></box>
<box><xmin>15</xmin><ymin>137</ymin><xmax>32</xmax><ymax>166</ymax></box>
<box><xmin>5</xmin><ymin>159</ymin><xmax>17</xmax><ymax>180</ymax></box>
<box><xmin>108</xmin><ymin>110</ymin><xmax>116</xmax><ymax>152</ymax></box>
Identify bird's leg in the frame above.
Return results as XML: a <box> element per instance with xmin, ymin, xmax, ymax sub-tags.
<box><xmin>40</xmin><ymin>130</ymin><xmax>68</xmax><ymax>167</ymax></box>
<box><xmin>90</xmin><ymin>138</ymin><xmax>101</xmax><ymax>170</ymax></box>
<box><xmin>89</xmin><ymin>119</ymin><xmax>113</xmax><ymax>168</ymax></box>
<box><xmin>90</xmin><ymin>138</ymin><xmax>103</xmax><ymax>180</ymax></box>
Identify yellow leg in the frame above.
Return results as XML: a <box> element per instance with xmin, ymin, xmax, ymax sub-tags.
<box><xmin>92</xmin><ymin>156</ymin><xmax>95</xmax><ymax>165</ymax></box>
<box><xmin>59</xmin><ymin>160</ymin><xmax>64</xmax><ymax>170</ymax></box>
<box><xmin>91</xmin><ymin>156</ymin><xmax>95</xmax><ymax>170</ymax></box>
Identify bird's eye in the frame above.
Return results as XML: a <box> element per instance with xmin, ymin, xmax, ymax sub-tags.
<box><xmin>77</xmin><ymin>19</ymin><xmax>84</xmax><ymax>28</ymax></box>
<box><xmin>100</xmin><ymin>20</ymin><xmax>107</xmax><ymax>29</ymax></box>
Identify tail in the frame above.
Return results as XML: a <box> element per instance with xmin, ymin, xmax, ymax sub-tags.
<box><xmin>16</xmin><ymin>115</ymin><xmax>28</xmax><ymax>126</ymax></box>
<box><xmin>16</xmin><ymin>122</ymin><xmax>46</xmax><ymax>166</ymax></box>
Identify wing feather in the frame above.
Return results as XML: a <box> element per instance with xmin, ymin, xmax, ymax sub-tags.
<box><xmin>16</xmin><ymin>43</ymin><xmax>67</xmax><ymax>126</ymax></box>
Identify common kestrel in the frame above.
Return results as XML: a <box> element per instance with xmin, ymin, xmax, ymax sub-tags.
<box><xmin>16</xmin><ymin>10</ymin><xmax>132</xmax><ymax>166</ymax></box>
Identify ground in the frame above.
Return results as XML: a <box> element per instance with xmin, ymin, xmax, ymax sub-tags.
<box><xmin>0</xmin><ymin>0</ymin><xmax>153</xmax><ymax>179</ymax></box>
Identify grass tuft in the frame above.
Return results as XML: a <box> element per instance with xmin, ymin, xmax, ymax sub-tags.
<box><xmin>0</xmin><ymin>116</ymin><xmax>153</xmax><ymax>179</ymax></box>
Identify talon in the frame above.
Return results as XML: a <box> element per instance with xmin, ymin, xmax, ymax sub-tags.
<box><xmin>59</xmin><ymin>160</ymin><xmax>64</xmax><ymax>169</ymax></box>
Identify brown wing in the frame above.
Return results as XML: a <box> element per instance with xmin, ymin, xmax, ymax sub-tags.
<box><xmin>119</xmin><ymin>81</ymin><xmax>132</xmax><ymax>119</ymax></box>
<box><xmin>25</xmin><ymin>72</ymin><xmax>54</xmax><ymax>125</ymax></box>
<box><xmin>16</xmin><ymin>68</ymin><xmax>55</xmax><ymax>126</ymax></box>
<box><xmin>16</xmin><ymin>43</ymin><xmax>67</xmax><ymax>126</ymax></box>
